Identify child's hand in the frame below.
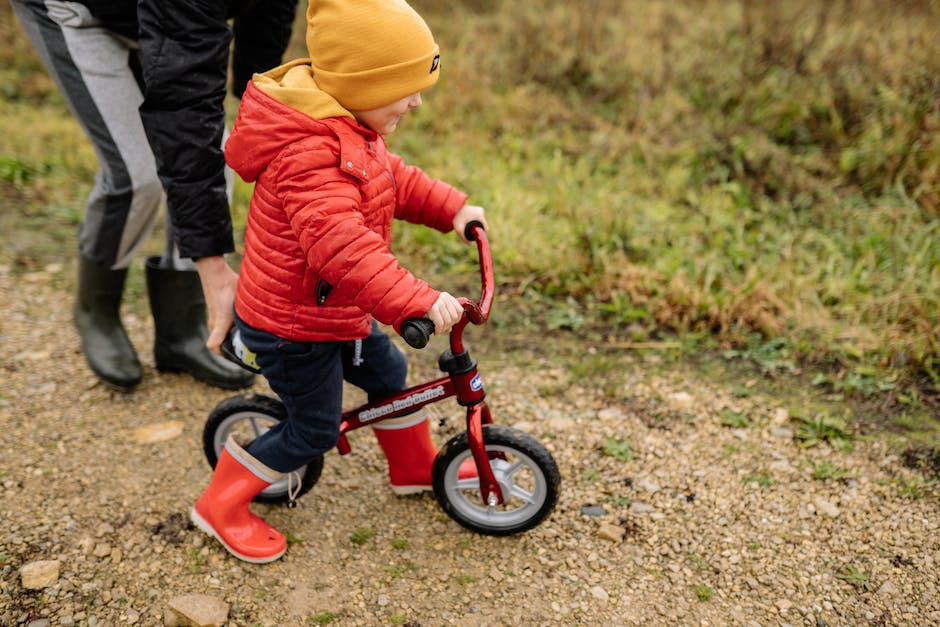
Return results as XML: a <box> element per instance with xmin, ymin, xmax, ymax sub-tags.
<box><xmin>426</xmin><ymin>292</ymin><xmax>464</xmax><ymax>335</ymax></box>
<box><xmin>453</xmin><ymin>204</ymin><xmax>488</xmax><ymax>243</ymax></box>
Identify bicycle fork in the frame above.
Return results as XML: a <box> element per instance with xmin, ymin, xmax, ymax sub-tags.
<box><xmin>440</xmin><ymin>339</ymin><xmax>505</xmax><ymax>506</ymax></box>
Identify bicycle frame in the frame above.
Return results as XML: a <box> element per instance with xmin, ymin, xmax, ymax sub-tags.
<box><xmin>334</xmin><ymin>224</ymin><xmax>506</xmax><ymax>506</ymax></box>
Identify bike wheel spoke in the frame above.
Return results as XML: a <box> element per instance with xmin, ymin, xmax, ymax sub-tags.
<box><xmin>503</xmin><ymin>459</ymin><xmax>525</xmax><ymax>479</ymax></box>
<box><xmin>507</xmin><ymin>483</ymin><xmax>536</xmax><ymax>504</ymax></box>
<box><xmin>455</xmin><ymin>477</ymin><xmax>480</xmax><ymax>491</ymax></box>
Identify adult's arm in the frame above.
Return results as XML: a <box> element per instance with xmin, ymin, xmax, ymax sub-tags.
<box><xmin>232</xmin><ymin>0</ymin><xmax>299</xmax><ymax>99</ymax></box>
<box><xmin>137</xmin><ymin>0</ymin><xmax>297</xmax><ymax>351</ymax></box>
<box><xmin>137</xmin><ymin>0</ymin><xmax>234</xmax><ymax>260</ymax></box>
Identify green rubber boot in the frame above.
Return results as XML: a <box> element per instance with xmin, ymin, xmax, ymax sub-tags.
<box><xmin>145</xmin><ymin>256</ymin><xmax>255</xmax><ymax>390</ymax></box>
<box><xmin>73</xmin><ymin>256</ymin><xmax>142</xmax><ymax>389</ymax></box>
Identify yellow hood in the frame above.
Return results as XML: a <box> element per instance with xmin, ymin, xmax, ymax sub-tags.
<box><xmin>252</xmin><ymin>59</ymin><xmax>355</xmax><ymax>122</ymax></box>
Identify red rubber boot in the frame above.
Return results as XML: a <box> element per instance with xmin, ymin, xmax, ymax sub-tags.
<box><xmin>372</xmin><ymin>411</ymin><xmax>476</xmax><ymax>495</ymax></box>
<box><xmin>191</xmin><ymin>436</ymin><xmax>287</xmax><ymax>563</ymax></box>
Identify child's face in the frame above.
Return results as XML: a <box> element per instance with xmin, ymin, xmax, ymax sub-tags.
<box><xmin>350</xmin><ymin>92</ymin><xmax>422</xmax><ymax>135</ymax></box>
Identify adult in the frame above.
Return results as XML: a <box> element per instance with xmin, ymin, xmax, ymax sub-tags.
<box><xmin>11</xmin><ymin>0</ymin><xmax>298</xmax><ymax>389</ymax></box>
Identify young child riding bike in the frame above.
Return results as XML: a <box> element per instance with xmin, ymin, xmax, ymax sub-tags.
<box><xmin>190</xmin><ymin>0</ymin><xmax>488</xmax><ymax>563</ymax></box>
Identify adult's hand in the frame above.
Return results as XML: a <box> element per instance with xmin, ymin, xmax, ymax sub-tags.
<box><xmin>195</xmin><ymin>255</ymin><xmax>239</xmax><ymax>355</ymax></box>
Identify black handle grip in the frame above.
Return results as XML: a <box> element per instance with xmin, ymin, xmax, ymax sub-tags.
<box><xmin>221</xmin><ymin>328</ymin><xmax>262</xmax><ymax>374</ymax></box>
<box><xmin>464</xmin><ymin>220</ymin><xmax>485</xmax><ymax>242</ymax></box>
<box><xmin>401</xmin><ymin>318</ymin><xmax>436</xmax><ymax>349</ymax></box>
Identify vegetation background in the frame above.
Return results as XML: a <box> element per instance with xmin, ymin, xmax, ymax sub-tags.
<box><xmin>1</xmin><ymin>0</ymin><xmax>938</xmax><ymax>445</ymax></box>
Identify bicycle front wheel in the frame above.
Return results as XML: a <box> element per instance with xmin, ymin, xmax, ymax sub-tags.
<box><xmin>432</xmin><ymin>425</ymin><xmax>561</xmax><ymax>535</ymax></box>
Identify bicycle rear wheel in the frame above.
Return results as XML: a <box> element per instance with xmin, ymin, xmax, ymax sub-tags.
<box><xmin>203</xmin><ymin>393</ymin><xmax>323</xmax><ymax>504</ymax></box>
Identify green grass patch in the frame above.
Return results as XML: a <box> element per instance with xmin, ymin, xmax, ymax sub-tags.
<box><xmin>602</xmin><ymin>437</ymin><xmax>635</xmax><ymax>462</ymax></box>
<box><xmin>3</xmin><ymin>1</ymin><xmax>939</xmax><ymax>439</ymax></box>
<box><xmin>792</xmin><ymin>413</ymin><xmax>854</xmax><ymax>451</ymax></box>
<box><xmin>742</xmin><ymin>472</ymin><xmax>774</xmax><ymax>488</ymax></box>
<box><xmin>694</xmin><ymin>584</ymin><xmax>714</xmax><ymax>602</ymax></box>
<box><xmin>805</xmin><ymin>459</ymin><xmax>848</xmax><ymax>481</ymax></box>
<box><xmin>835</xmin><ymin>564</ymin><xmax>872</xmax><ymax>592</ymax></box>
<box><xmin>349</xmin><ymin>528</ymin><xmax>375</xmax><ymax>546</ymax></box>
<box><xmin>309</xmin><ymin>611</ymin><xmax>338</xmax><ymax>625</ymax></box>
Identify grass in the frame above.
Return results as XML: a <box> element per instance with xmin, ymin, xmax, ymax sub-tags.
<box><xmin>1</xmin><ymin>1</ymin><xmax>938</xmax><ymax>446</ymax></box>
<box><xmin>805</xmin><ymin>459</ymin><xmax>848</xmax><ymax>481</ymax></box>
<box><xmin>309</xmin><ymin>611</ymin><xmax>338</xmax><ymax>625</ymax></box>
<box><xmin>349</xmin><ymin>527</ymin><xmax>375</xmax><ymax>546</ymax></box>
<box><xmin>404</xmin><ymin>0</ymin><xmax>940</xmax><ymax>417</ymax></box>
<box><xmin>742</xmin><ymin>472</ymin><xmax>774</xmax><ymax>488</ymax></box>
<box><xmin>602</xmin><ymin>437</ymin><xmax>635</xmax><ymax>462</ymax></box>
<box><xmin>835</xmin><ymin>564</ymin><xmax>872</xmax><ymax>592</ymax></box>
<box><xmin>792</xmin><ymin>412</ymin><xmax>855</xmax><ymax>450</ymax></box>
<box><xmin>694</xmin><ymin>584</ymin><xmax>714</xmax><ymax>602</ymax></box>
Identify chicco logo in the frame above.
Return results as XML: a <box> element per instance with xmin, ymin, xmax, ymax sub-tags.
<box><xmin>430</xmin><ymin>54</ymin><xmax>440</xmax><ymax>73</ymax></box>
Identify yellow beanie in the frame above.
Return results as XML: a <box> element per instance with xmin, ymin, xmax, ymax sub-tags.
<box><xmin>306</xmin><ymin>0</ymin><xmax>441</xmax><ymax>111</ymax></box>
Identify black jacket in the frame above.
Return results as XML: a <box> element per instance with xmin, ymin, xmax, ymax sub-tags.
<box><xmin>79</xmin><ymin>0</ymin><xmax>298</xmax><ymax>259</ymax></box>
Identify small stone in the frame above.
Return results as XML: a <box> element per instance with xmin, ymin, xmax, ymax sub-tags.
<box><xmin>20</xmin><ymin>560</ymin><xmax>60</xmax><ymax>590</ymax></box>
<box><xmin>93</xmin><ymin>543</ymin><xmax>112</xmax><ymax>558</ymax></box>
<box><xmin>133</xmin><ymin>420</ymin><xmax>184</xmax><ymax>444</ymax></box>
<box><xmin>590</xmin><ymin>586</ymin><xmax>609</xmax><ymax>601</ymax></box>
<box><xmin>597</xmin><ymin>408</ymin><xmax>624</xmax><ymax>421</ymax></box>
<box><xmin>597</xmin><ymin>523</ymin><xmax>625</xmax><ymax>543</ymax></box>
<box><xmin>636</xmin><ymin>478</ymin><xmax>661</xmax><ymax>494</ymax></box>
<box><xmin>877</xmin><ymin>581</ymin><xmax>899</xmax><ymax>597</ymax></box>
<box><xmin>814</xmin><ymin>498</ymin><xmax>840</xmax><ymax>517</ymax></box>
<box><xmin>629</xmin><ymin>501</ymin><xmax>656</xmax><ymax>515</ymax></box>
<box><xmin>165</xmin><ymin>594</ymin><xmax>229</xmax><ymax>627</ymax></box>
<box><xmin>580</xmin><ymin>505</ymin><xmax>607</xmax><ymax>517</ymax></box>
<box><xmin>667</xmin><ymin>392</ymin><xmax>694</xmax><ymax>410</ymax></box>
<box><xmin>769</xmin><ymin>426</ymin><xmax>794</xmax><ymax>439</ymax></box>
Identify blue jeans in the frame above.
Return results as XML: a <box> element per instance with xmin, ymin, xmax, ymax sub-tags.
<box><xmin>234</xmin><ymin>315</ymin><xmax>408</xmax><ymax>473</ymax></box>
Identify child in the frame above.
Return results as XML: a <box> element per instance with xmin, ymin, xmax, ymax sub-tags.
<box><xmin>190</xmin><ymin>0</ymin><xmax>488</xmax><ymax>563</ymax></box>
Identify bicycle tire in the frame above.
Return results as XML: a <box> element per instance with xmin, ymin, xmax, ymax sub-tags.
<box><xmin>203</xmin><ymin>393</ymin><xmax>323</xmax><ymax>504</ymax></box>
<box><xmin>432</xmin><ymin>424</ymin><xmax>561</xmax><ymax>535</ymax></box>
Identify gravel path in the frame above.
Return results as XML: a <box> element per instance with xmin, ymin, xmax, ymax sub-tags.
<box><xmin>1</xmin><ymin>264</ymin><xmax>938</xmax><ymax>626</ymax></box>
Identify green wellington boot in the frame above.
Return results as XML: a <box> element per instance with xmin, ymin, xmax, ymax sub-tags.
<box><xmin>73</xmin><ymin>256</ymin><xmax>142</xmax><ymax>389</ymax></box>
<box><xmin>145</xmin><ymin>256</ymin><xmax>255</xmax><ymax>390</ymax></box>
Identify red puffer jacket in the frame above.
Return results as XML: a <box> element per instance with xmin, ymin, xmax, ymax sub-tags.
<box><xmin>225</xmin><ymin>62</ymin><xmax>467</xmax><ymax>342</ymax></box>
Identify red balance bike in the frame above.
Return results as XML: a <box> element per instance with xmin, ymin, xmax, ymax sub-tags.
<box><xmin>203</xmin><ymin>223</ymin><xmax>561</xmax><ymax>536</ymax></box>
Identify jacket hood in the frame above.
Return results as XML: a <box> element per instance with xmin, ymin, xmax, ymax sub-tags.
<box><xmin>225</xmin><ymin>59</ymin><xmax>358</xmax><ymax>183</ymax></box>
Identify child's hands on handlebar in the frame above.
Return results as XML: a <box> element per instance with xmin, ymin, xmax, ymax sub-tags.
<box><xmin>415</xmin><ymin>204</ymin><xmax>488</xmax><ymax>336</ymax></box>
<box><xmin>426</xmin><ymin>292</ymin><xmax>464</xmax><ymax>335</ymax></box>
<box><xmin>453</xmin><ymin>204</ymin><xmax>487</xmax><ymax>243</ymax></box>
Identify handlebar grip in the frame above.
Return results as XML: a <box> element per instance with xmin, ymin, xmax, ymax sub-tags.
<box><xmin>464</xmin><ymin>220</ymin><xmax>485</xmax><ymax>242</ymax></box>
<box><xmin>401</xmin><ymin>318</ymin><xmax>436</xmax><ymax>349</ymax></box>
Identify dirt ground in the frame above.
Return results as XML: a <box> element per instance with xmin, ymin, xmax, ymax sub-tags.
<box><xmin>1</xmin><ymin>262</ymin><xmax>939</xmax><ymax>627</ymax></box>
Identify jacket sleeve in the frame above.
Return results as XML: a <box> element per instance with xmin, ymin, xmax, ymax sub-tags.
<box><xmin>387</xmin><ymin>153</ymin><xmax>467</xmax><ymax>233</ymax></box>
<box><xmin>137</xmin><ymin>0</ymin><xmax>233</xmax><ymax>260</ymax></box>
<box><xmin>275</xmin><ymin>147</ymin><xmax>440</xmax><ymax>330</ymax></box>
<box><xmin>137</xmin><ymin>0</ymin><xmax>297</xmax><ymax>260</ymax></box>
<box><xmin>231</xmin><ymin>0</ymin><xmax>298</xmax><ymax>99</ymax></box>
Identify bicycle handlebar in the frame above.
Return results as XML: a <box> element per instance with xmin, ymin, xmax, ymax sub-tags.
<box><xmin>400</xmin><ymin>221</ymin><xmax>493</xmax><ymax>349</ymax></box>
<box><xmin>400</xmin><ymin>318</ymin><xmax>437</xmax><ymax>349</ymax></box>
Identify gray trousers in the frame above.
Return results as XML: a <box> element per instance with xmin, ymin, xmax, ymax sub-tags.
<box><xmin>12</xmin><ymin>0</ymin><xmax>195</xmax><ymax>270</ymax></box>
